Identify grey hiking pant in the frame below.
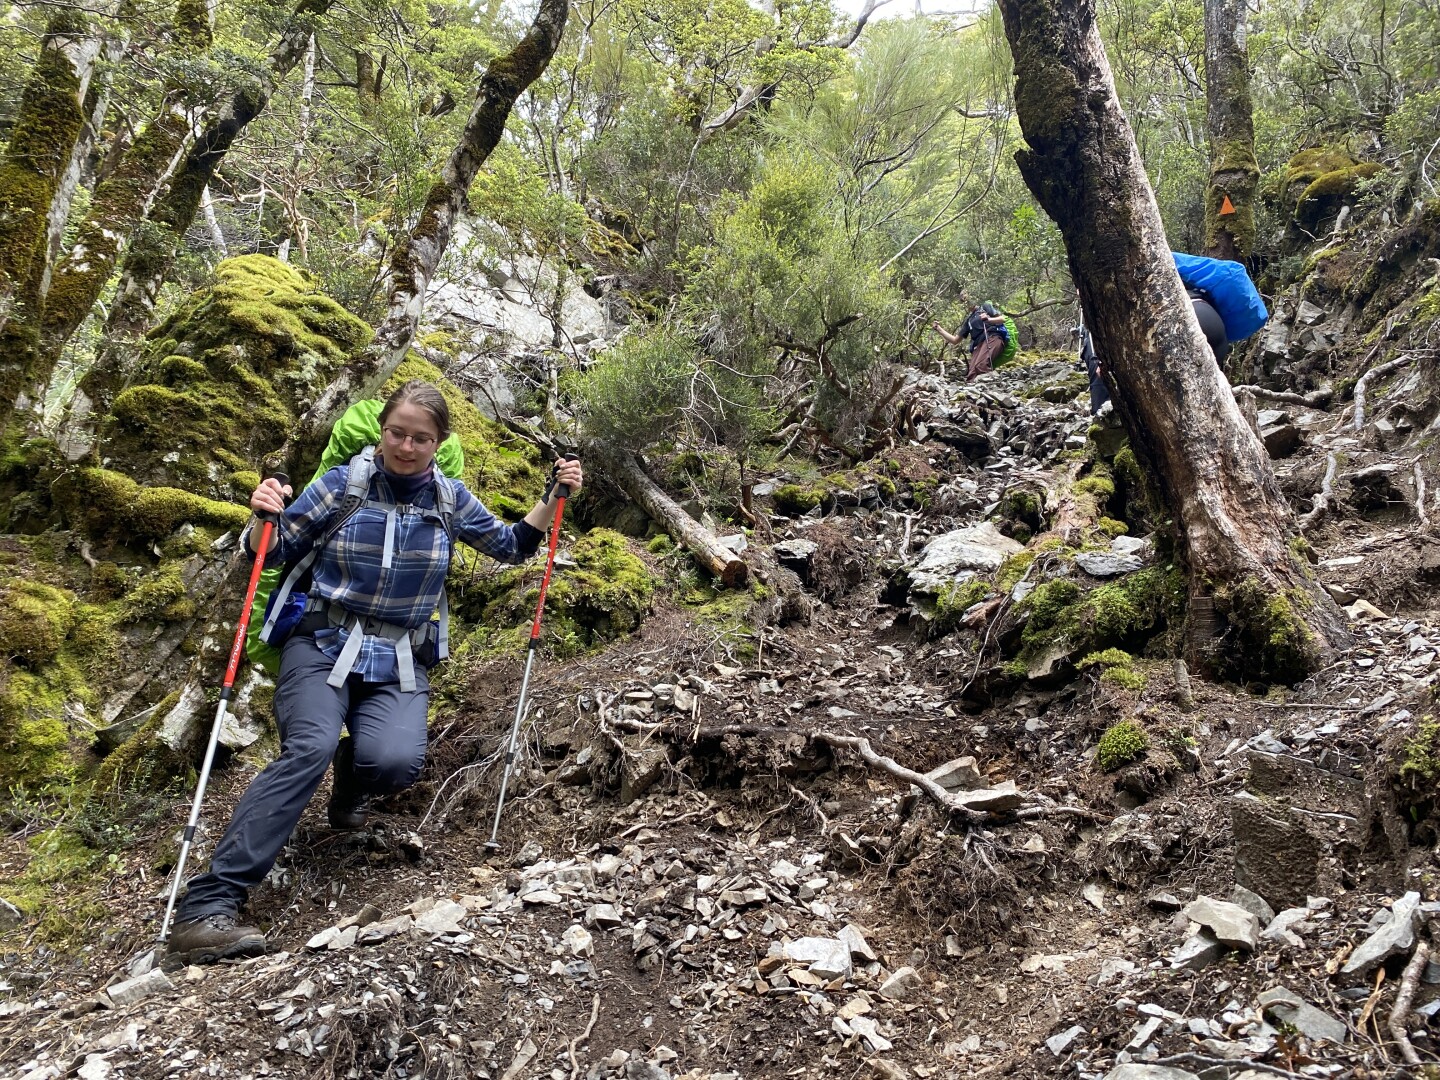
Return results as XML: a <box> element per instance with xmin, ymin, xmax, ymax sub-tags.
<box><xmin>176</xmin><ymin>634</ymin><xmax>430</xmax><ymax>920</ymax></box>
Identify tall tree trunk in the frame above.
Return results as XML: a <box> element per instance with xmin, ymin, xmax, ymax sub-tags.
<box><xmin>287</xmin><ymin>0</ymin><xmax>570</xmax><ymax>472</ymax></box>
<box><xmin>55</xmin><ymin>0</ymin><xmax>336</xmax><ymax>461</ymax></box>
<box><xmin>0</xmin><ymin>7</ymin><xmax>107</xmax><ymax>425</ymax></box>
<box><xmin>102</xmin><ymin>0</ymin><xmax>334</xmax><ymax>344</ymax></box>
<box><xmin>995</xmin><ymin>0</ymin><xmax>1352</xmax><ymax>681</ymax></box>
<box><xmin>41</xmin><ymin>0</ymin><xmax>213</xmax><ymax>363</ymax></box>
<box><xmin>278</xmin><ymin>33</ymin><xmax>317</xmax><ymax>263</ymax></box>
<box><xmin>41</xmin><ymin>21</ymin><xmax>131</xmax><ymax>302</ymax></box>
<box><xmin>1202</xmin><ymin>0</ymin><xmax>1259</xmax><ymax>261</ymax></box>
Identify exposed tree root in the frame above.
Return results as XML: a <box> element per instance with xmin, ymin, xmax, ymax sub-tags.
<box><xmin>1389</xmin><ymin>940</ymin><xmax>1429</xmax><ymax>1066</ymax></box>
<box><xmin>1299</xmin><ymin>452</ymin><xmax>1338</xmax><ymax>532</ymax></box>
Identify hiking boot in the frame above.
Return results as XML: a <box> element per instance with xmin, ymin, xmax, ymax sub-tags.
<box><xmin>328</xmin><ymin>737</ymin><xmax>371</xmax><ymax>830</ymax></box>
<box><xmin>166</xmin><ymin>913</ymin><xmax>266</xmax><ymax>966</ymax></box>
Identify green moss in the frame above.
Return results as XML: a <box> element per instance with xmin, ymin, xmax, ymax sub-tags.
<box><xmin>1096</xmin><ymin>720</ymin><xmax>1149</xmax><ymax>771</ymax></box>
<box><xmin>0</xmin><ymin>827</ymin><xmax>109</xmax><ymax>947</ymax></box>
<box><xmin>96</xmin><ymin>691</ymin><xmax>186</xmax><ymax>791</ymax></box>
<box><xmin>773</xmin><ymin>482</ymin><xmax>827</xmax><ymax>515</ymax></box>
<box><xmin>97</xmin><ymin>255</ymin><xmax>372</xmax><ymax>501</ymax></box>
<box><xmin>1012</xmin><ymin>566</ymin><xmax>1184</xmax><ymax>666</ymax></box>
<box><xmin>1074</xmin><ymin>474</ymin><xmax>1115</xmax><ymax>499</ymax></box>
<box><xmin>1097</xmin><ymin>517</ymin><xmax>1128</xmax><ymax>538</ymax></box>
<box><xmin>119</xmin><ymin>564</ymin><xmax>194</xmax><ymax>623</ymax></box>
<box><xmin>460</xmin><ymin>529</ymin><xmax>655</xmax><ymax>658</ymax></box>
<box><xmin>53</xmin><ymin>467</ymin><xmax>250</xmax><ymax>544</ymax></box>
<box><xmin>930</xmin><ymin>578</ymin><xmax>990</xmax><ymax>635</ymax></box>
<box><xmin>1295</xmin><ymin>163</ymin><xmax>1383</xmax><ymax>219</ymax></box>
<box><xmin>647</xmin><ymin>534</ymin><xmax>675</xmax><ymax>554</ymax></box>
<box><xmin>0</xmin><ymin>571</ymin><xmax>118</xmax><ymax>794</ymax></box>
<box><xmin>0</xmin><ymin>581</ymin><xmax>76</xmax><ymax>664</ymax></box>
<box><xmin>1080</xmin><ymin>648</ymin><xmax>1147</xmax><ymax>691</ymax></box>
<box><xmin>1216</xmin><ymin>578</ymin><xmax>1319</xmax><ymax>683</ymax></box>
<box><xmin>999</xmin><ymin>488</ymin><xmax>1043</xmax><ymax>528</ymax></box>
<box><xmin>1400</xmin><ymin>715</ymin><xmax>1440</xmax><ymax>786</ymax></box>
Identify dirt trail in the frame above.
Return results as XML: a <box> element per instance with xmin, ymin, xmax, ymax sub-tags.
<box><xmin>4</xmin><ymin>353</ymin><xmax>1440</xmax><ymax>1080</ymax></box>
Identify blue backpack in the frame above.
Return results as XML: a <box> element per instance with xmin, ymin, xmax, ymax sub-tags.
<box><xmin>1172</xmin><ymin>252</ymin><xmax>1268</xmax><ymax>343</ymax></box>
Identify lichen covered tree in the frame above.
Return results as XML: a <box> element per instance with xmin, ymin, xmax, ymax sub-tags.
<box><xmin>995</xmin><ymin>0</ymin><xmax>1353</xmax><ymax>680</ymax></box>
<box><xmin>0</xmin><ymin>7</ymin><xmax>102</xmax><ymax>426</ymax></box>
<box><xmin>1202</xmin><ymin>0</ymin><xmax>1259</xmax><ymax>261</ymax></box>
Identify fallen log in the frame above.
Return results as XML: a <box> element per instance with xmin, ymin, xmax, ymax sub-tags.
<box><xmin>597</xmin><ymin>446</ymin><xmax>748</xmax><ymax>587</ymax></box>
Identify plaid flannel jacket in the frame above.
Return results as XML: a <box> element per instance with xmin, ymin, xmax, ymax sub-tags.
<box><xmin>254</xmin><ymin>465</ymin><xmax>541</xmax><ymax>683</ymax></box>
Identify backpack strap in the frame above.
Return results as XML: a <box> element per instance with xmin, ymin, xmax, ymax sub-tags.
<box><xmin>258</xmin><ymin>450</ymin><xmax>376</xmax><ymax>646</ymax></box>
<box><xmin>432</xmin><ymin>476</ymin><xmax>457</xmax><ymax>662</ymax></box>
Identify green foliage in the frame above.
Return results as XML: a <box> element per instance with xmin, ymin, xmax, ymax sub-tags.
<box><xmin>773</xmin><ymin>482</ymin><xmax>827</xmax><ymax>516</ymax></box>
<box><xmin>1079</xmin><ymin>648</ymin><xmax>1147</xmax><ymax>691</ymax></box>
<box><xmin>572</xmin><ymin>328</ymin><xmax>698</xmax><ymax>450</ymax></box>
<box><xmin>1096</xmin><ymin>720</ymin><xmax>1149</xmax><ymax>772</ymax></box>
<box><xmin>1400</xmin><ymin>715</ymin><xmax>1440</xmax><ymax>786</ymax></box>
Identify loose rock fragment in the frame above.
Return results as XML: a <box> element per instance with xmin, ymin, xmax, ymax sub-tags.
<box><xmin>106</xmin><ymin>968</ymin><xmax>173</xmax><ymax>1008</ymax></box>
<box><xmin>1183</xmin><ymin>896</ymin><xmax>1259</xmax><ymax>951</ymax></box>
<box><xmin>878</xmin><ymin>966</ymin><xmax>921</xmax><ymax>1001</ymax></box>
<box><xmin>1341</xmin><ymin>891</ymin><xmax>1421</xmax><ymax>975</ymax></box>
<box><xmin>1256</xmin><ymin>985</ymin><xmax>1348</xmax><ymax>1043</ymax></box>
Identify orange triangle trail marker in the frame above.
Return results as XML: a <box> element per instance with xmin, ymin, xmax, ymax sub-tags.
<box><xmin>1219</xmin><ymin>194</ymin><xmax>1236</xmax><ymax>216</ymax></box>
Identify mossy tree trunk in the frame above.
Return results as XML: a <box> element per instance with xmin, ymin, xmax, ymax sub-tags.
<box><xmin>58</xmin><ymin>0</ymin><xmax>336</xmax><ymax>459</ymax></box>
<box><xmin>289</xmin><ymin>0</ymin><xmax>570</xmax><ymax>471</ymax></box>
<box><xmin>39</xmin><ymin>0</ymin><xmax>214</xmax><ymax>366</ymax></box>
<box><xmin>995</xmin><ymin>0</ymin><xmax>1353</xmax><ymax>681</ymax></box>
<box><xmin>1202</xmin><ymin>0</ymin><xmax>1259</xmax><ymax>262</ymax></box>
<box><xmin>0</xmin><ymin>7</ymin><xmax>109</xmax><ymax>427</ymax></box>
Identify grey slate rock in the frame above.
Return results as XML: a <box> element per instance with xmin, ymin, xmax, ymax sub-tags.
<box><xmin>1103</xmin><ymin>1066</ymin><xmax>1201</xmax><ymax>1080</ymax></box>
<box><xmin>1046</xmin><ymin>1024</ymin><xmax>1085</xmax><ymax>1056</ymax></box>
<box><xmin>1184</xmin><ymin>896</ymin><xmax>1260</xmax><ymax>951</ymax></box>
<box><xmin>1256</xmin><ymin>985</ymin><xmax>1348</xmax><ymax>1043</ymax></box>
<box><xmin>1170</xmin><ymin>931</ymin><xmax>1226</xmax><ymax>970</ymax></box>
<box><xmin>782</xmin><ymin>936</ymin><xmax>852</xmax><ymax>980</ymax></box>
<box><xmin>1231</xmin><ymin>885</ymin><xmax>1275</xmax><ymax>926</ymax></box>
<box><xmin>1342</xmin><ymin>891</ymin><xmax>1422</xmax><ymax>976</ymax></box>
<box><xmin>1074</xmin><ymin>552</ymin><xmax>1145</xmax><ymax>577</ymax></box>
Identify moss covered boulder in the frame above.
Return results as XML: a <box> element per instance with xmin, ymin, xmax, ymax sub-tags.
<box><xmin>455</xmin><ymin>528</ymin><xmax>656</xmax><ymax>658</ymax></box>
<box><xmin>1265</xmin><ymin>147</ymin><xmax>1383</xmax><ymax>230</ymax></box>
<box><xmin>101</xmin><ymin>255</ymin><xmax>373</xmax><ymax>500</ymax></box>
<box><xmin>0</xmin><ymin>577</ymin><xmax>117</xmax><ymax>794</ymax></box>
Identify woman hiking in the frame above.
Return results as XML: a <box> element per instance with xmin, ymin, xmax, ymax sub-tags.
<box><xmin>933</xmin><ymin>301</ymin><xmax>1006</xmax><ymax>381</ymax></box>
<box><xmin>166</xmin><ymin>380</ymin><xmax>583</xmax><ymax>966</ymax></box>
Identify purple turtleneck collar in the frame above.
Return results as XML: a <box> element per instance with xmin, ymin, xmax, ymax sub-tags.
<box><xmin>376</xmin><ymin>457</ymin><xmax>435</xmax><ymax>504</ymax></box>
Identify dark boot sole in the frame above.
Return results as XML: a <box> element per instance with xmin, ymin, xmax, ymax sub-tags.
<box><xmin>163</xmin><ymin>936</ymin><xmax>267</xmax><ymax>970</ymax></box>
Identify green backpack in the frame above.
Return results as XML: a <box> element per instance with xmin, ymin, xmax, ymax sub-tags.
<box><xmin>999</xmin><ymin>315</ymin><xmax>1020</xmax><ymax>365</ymax></box>
<box><xmin>244</xmin><ymin>399</ymin><xmax>466</xmax><ymax>675</ymax></box>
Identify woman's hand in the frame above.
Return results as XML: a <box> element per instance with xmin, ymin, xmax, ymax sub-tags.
<box><xmin>250</xmin><ymin>477</ymin><xmax>293</xmax><ymax>517</ymax></box>
<box><xmin>553</xmin><ymin>457</ymin><xmax>583</xmax><ymax>498</ymax></box>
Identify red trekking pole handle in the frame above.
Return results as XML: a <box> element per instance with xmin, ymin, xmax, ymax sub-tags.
<box><xmin>221</xmin><ymin>472</ymin><xmax>289</xmax><ymax>691</ymax></box>
<box><xmin>528</xmin><ymin>479</ymin><xmax>569</xmax><ymax>644</ymax></box>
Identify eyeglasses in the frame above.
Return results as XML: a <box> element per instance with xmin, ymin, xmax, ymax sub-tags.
<box><xmin>382</xmin><ymin>425</ymin><xmax>437</xmax><ymax>449</ymax></box>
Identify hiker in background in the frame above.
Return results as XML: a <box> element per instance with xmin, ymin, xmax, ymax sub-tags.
<box><xmin>165</xmin><ymin>380</ymin><xmax>584</xmax><ymax>966</ymax></box>
<box><xmin>934</xmin><ymin>302</ymin><xmax>1006</xmax><ymax>382</ymax></box>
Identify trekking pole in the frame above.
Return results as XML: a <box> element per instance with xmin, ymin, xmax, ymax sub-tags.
<box><xmin>486</xmin><ymin>463</ymin><xmax>573</xmax><ymax>851</ymax></box>
<box><xmin>157</xmin><ymin>473</ymin><xmax>288</xmax><ymax>945</ymax></box>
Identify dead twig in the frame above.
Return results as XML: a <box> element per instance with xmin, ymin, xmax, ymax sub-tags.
<box><xmin>813</xmin><ymin>731</ymin><xmax>989</xmax><ymax>826</ymax></box>
<box><xmin>1389</xmin><ymin>941</ymin><xmax>1430</xmax><ymax>1066</ymax></box>
<box><xmin>1230</xmin><ymin>384</ymin><xmax>1333</xmax><ymax>408</ymax></box>
<box><xmin>1416</xmin><ymin>463</ymin><xmax>1430</xmax><ymax>528</ymax></box>
<box><xmin>786</xmin><ymin>782</ymin><xmax>832</xmax><ymax>834</ymax></box>
<box><xmin>567</xmin><ymin>993</ymin><xmax>601</xmax><ymax>1080</ymax></box>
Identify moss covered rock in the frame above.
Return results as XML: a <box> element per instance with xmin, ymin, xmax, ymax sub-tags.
<box><xmin>456</xmin><ymin>528</ymin><xmax>656</xmax><ymax>658</ymax></box>
<box><xmin>0</xmin><ymin>575</ymin><xmax>116</xmax><ymax>793</ymax></box>
<box><xmin>100</xmin><ymin>255</ymin><xmax>372</xmax><ymax>500</ymax></box>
